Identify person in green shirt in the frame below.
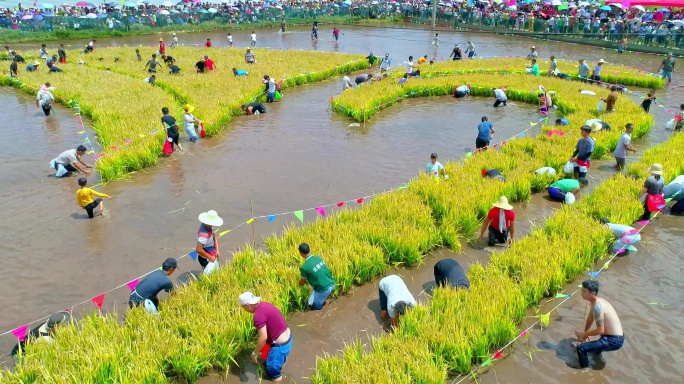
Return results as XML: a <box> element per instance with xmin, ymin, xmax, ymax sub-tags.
<box><xmin>366</xmin><ymin>52</ymin><xmax>377</xmax><ymax>68</ymax></box>
<box><xmin>530</xmin><ymin>58</ymin><xmax>540</xmax><ymax>76</ymax></box>
<box><xmin>548</xmin><ymin>178</ymin><xmax>588</xmax><ymax>202</ymax></box>
<box><xmin>298</xmin><ymin>243</ymin><xmax>335</xmax><ymax>310</ymax></box>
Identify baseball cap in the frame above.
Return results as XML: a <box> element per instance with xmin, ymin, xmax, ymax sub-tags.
<box><xmin>162</xmin><ymin>258</ymin><xmax>178</xmax><ymax>270</ymax></box>
<box><xmin>239</xmin><ymin>292</ymin><xmax>260</xmax><ymax>305</ymax></box>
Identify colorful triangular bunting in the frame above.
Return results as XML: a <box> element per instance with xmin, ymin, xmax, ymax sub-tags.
<box><xmin>293</xmin><ymin>210</ymin><xmax>304</xmax><ymax>223</ymax></box>
<box><xmin>92</xmin><ymin>294</ymin><xmax>105</xmax><ymax>310</ymax></box>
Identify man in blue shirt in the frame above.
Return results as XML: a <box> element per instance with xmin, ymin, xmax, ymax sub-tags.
<box><xmin>129</xmin><ymin>258</ymin><xmax>177</xmax><ymax>314</ymax></box>
<box><xmin>476</xmin><ymin>116</ymin><xmax>495</xmax><ymax>150</ymax></box>
<box><xmin>26</xmin><ymin>61</ymin><xmax>40</xmax><ymax>72</ymax></box>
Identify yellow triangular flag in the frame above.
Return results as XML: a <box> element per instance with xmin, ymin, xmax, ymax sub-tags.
<box><xmin>246</xmin><ymin>218</ymin><xmax>254</xmax><ymax>224</ymax></box>
<box><xmin>540</xmin><ymin>313</ymin><xmax>550</xmax><ymax>327</ymax></box>
<box><xmin>530</xmin><ymin>122</ymin><xmax>537</xmax><ymax>126</ymax></box>
<box><xmin>78</xmin><ymin>130</ymin><xmax>85</xmax><ymax>134</ymax></box>
<box><xmin>603</xmin><ymin>261</ymin><xmax>610</xmax><ymax>270</ymax></box>
<box><xmin>218</xmin><ymin>230</ymin><xmax>231</xmax><ymax>237</ymax></box>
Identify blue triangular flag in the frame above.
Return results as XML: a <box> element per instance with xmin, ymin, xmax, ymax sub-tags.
<box><xmin>268</xmin><ymin>215</ymin><xmax>277</xmax><ymax>223</ymax></box>
<box><xmin>626</xmin><ymin>245</ymin><xmax>637</xmax><ymax>252</ymax></box>
<box><xmin>519</xmin><ymin>132</ymin><xmax>526</xmax><ymax>137</ymax></box>
<box><xmin>189</xmin><ymin>250</ymin><xmax>197</xmax><ymax>261</ymax></box>
<box><xmin>587</xmin><ymin>271</ymin><xmax>599</xmax><ymax>278</ymax></box>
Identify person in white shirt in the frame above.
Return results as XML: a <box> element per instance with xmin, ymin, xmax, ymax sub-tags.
<box><xmin>171</xmin><ymin>32</ymin><xmax>178</xmax><ymax>48</ymax></box>
<box><xmin>342</xmin><ymin>72</ymin><xmax>353</xmax><ymax>90</ymax></box>
<box><xmin>492</xmin><ymin>87</ymin><xmax>507</xmax><ymax>107</ymax></box>
<box><xmin>250</xmin><ymin>31</ymin><xmax>257</xmax><ymax>47</ymax></box>
<box><xmin>263</xmin><ymin>75</ymin><xmax>277</xmax><ymax>103</ymax></box>
<box><xmin>613</xmin><ymin>123</ymin><xmax>637</xmax><ymax>170</ymax></box>
<box><xmin>227</xmin><ymin>33</ymin><xmax>233</xmax><ymax>47</ymax></box>
<box><xmin>426</xmin><ymin>153</ymin><xmax>447</xmax><ymax>180</ymax></box>
<box><xmin>405</xmin><ymin>56</ymin><xmax>419</xmax><ymax>77</ymax></box>
<box><xmin>379</xmin><ymin>53</ymin><xmax>391</xmax><ymax>72</ymax></box>
<box><xmin>465</xmin><ymin>41</ymin><xmax>476</xmax><ymax>58</ymax></box>
<box><xmin>378</xmin><ymin>275</ymin><xmax>417</xmax><ymax>328</ymax></box>
<box><xmin>526</xmin><ymin>46</ymin><xmax>537</xmax><ymax>60</ymax></box>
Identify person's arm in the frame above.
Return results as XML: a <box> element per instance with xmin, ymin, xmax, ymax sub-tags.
<box><xmin>195</xmin><ymin>242</ymin><xmax>216</xmax><ymax>262</ymax></box>
<box><xmin>478</xmin><ymin>217</ymin><xmax>493</xmax><ymax>240</ymax></box>
<box><xmin>658</xmin><ymin>62</ymin><xmax>664</xmax><ymax>72</ymax></box>
<box><xmin>509</xmin><ymin>220</ymin><xmax>515</xmax><ymax>244</ymax></box>
<box><xmin>639</xmin><ymin>186</ymin><xmax>648</xmax><ymax>200</ymax></box>
<box><xmin>36</xmin><ymin>96</ymin><xmax>40</xmax><ymax>108</ymax></box>
<box><xmin>251</xmin><ymin>326</ymin><xmax>268</xmax><ymax>363</ymax></box>
<box><xmin>581</xmin><ymin>302</ymin><xmax>605</xmax><ymax>338</ymax></box>
<box><xmin>77</xmin><ymin>155</ymin><xmax>92</xmax><ymax>169</ymax></box>
<box><xmin>213</xmin><ymin>233</ymin><xmax>220</xmax><ymax>259</ymax></box>
<box><xmin>89</xmin><ymin>189</ymin><xmax>111</xmax><ymax>199</ymax></box>
<box><xmin>390</xmin><ymin>316</ymin><xmax>399</xmax><ymax>327</ymax></box>
<box><xmin>144</xmin><ymin>61</ymin><xmax>149</xmax><ymax>70</ymax></box>
<box><xmin>72</xmin><ymin>162</ymin><xmax>89</xmax><ymax>175</ymax></box>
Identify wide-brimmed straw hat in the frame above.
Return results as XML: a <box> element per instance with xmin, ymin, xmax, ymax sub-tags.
<box><xmin>198</xmin><ymin>210</ymin><xmax>223</xmax><ymax>226</ymax></box>
<box><xmin>32</xmin><ymin>61</ymin><xmax>40</xmax><ymax>66</ymax></box>
<box><xmin>492</xmin><ymin>196</ymin><xmax>513</xmax><ymax>210</ymax></box>
<box><xmin>648</xmin><ymin>163</ymin><xmax>663</xmax><ymax>175</ymax></box>
<box><xmin>46</xmin><ymin>311</ymin><xmax>71</xmax><ymax>331</ymax></box>
<box><xmin>598</xmin><ymin>59</ymin><xmax>606</xmax><ymax>64</ymax></box>
<box><xmin>183</xmin><ymin>104</ymin><xmax>194</xmax><ymax>113</ymax></box>
<box><xmin>159</xmin><ymin>37</ymin><xmax>164</xmax><ymax>41</ymax></box>
<box><xmin>590</xmin><ymin>122</ymin><xmax>603</xmax><ymax>132</ymax></box>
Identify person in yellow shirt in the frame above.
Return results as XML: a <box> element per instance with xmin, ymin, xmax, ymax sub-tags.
<box><xmin>76</xmin><ymin>178</ymin><xmax>111</xmax><ymax>218</ymax></box>
<box><xmin>417</xmin><ymin>55</ymin><xmax>428</xmax><ymax>65</ymax></box>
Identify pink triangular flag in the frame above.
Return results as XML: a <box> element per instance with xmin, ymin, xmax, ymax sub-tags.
<box><xmin>624</xmin><ymin>228</ymin><xmax>639</xmax><ymax>236</ymax></box>
<box><xmin>126</xmin><ymin>279</ymin><xmax>139</xmax><ymax>292</ymax></box>
<box><xmin>637</xmin><ymin>220</ymin><xmax>649</xmax><ymax>226</ymax></box>
<box><xmin>494</xmin><ymin>350</ymin><xmax>503</xmax><ymax>359</ymax></box>
<box><xmin>356</xmin><ymin>198</ymin><xmax>364</xmax><ymax>204</ymax></box>
<box><xmin>315</xmin><ymin>206</ymin><xmax>325</xmax><ymax>217</ymax></box>
<box><xmin>92</xmin><ymin>293</ymin><xmax>105</xmax><ymax>310</ymax></box>
<box><xmin>337</xmin><ymin>202</ymin><xmax>344</xmax><ymax>207</ymax></box>
<box><xmin>12</xmin><ymin>325</ymin><xmax>29</xmax><ymax>342</ymax></box>
<box><xmin>616</xmin><ymin>249</ymin><xmax>626</xmax><ymax>254</ymax></box>
<box><xmin>520</xmin><ymin>330</ymin><xmax>528</xmax><ymax>338</ymax></box>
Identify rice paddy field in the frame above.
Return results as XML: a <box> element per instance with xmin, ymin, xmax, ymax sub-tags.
<box><xmin>1</xmin><ymin>26</ymin><xmax>682</xmax><ymax>384</ymax></box>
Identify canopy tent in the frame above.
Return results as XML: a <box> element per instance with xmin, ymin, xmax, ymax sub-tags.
<box><xmin>606</xmin><ymin>0</ymin><xmax>684</xmax><ymax>6</ymax></box>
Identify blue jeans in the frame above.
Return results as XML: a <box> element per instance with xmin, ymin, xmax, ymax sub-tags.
<box><xmin>309</xmin><ymin>285</ymin><xmax>334</xmax><ymax>310</ymax></box>
<box><xmin>185</xmin><ymin>125</ymin><xmax>198</xmax><ymax>142</ymax></box>
<box><xmin>266</xmin><ymin>337</ymin><xmax>292</xmax><ymax>380</ymax></box>
<box><xmin>267</xmin><ymin>91</ymin><xmax>275</xmax><ymax>103</ymax></box>
<box><xmin>577</xmin><ymin>335</ymin><xmax>624</xmax><ymax>368</ymax></box>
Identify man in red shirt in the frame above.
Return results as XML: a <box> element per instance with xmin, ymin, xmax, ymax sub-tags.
<box><xmin>203</xmin><ymin>55</ymin><xmax>215</xmax><ymax>71</ymax></box>
<box><xmin>159</xmin><ymin>37</ymin><xmax>166</xmax><ymax>55</ymax></box>
<box><xmin>205</xmin><ymin>38</ymin><xmax>212</xmax><ymax>48</ymax></box>
<box><xmin>478</xmin><ymin>196</ymin><xmax>515</xmax><ymax>246</ymax></box>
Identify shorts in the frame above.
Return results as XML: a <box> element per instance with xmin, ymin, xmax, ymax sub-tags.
<box><xmin>468</xmin><ymin>51</ymin><xmax>475</xmax><ymax>58</ymax></box>
<box><xmin>83</xmin><ymin>198</ymin><xmax>102</xmax><ymax>218</ymax></box>
<box><xmin>266</xmin><ymin>337</ymin><xmax>292</xmax><ymax>380</ymax></box>
<box><xmin>168</xmin><ymin>134</ymin><xmax>179</xmax><ymax>145</ymax></box>
<box><xmin>41</xmin><ymin>105</ymin><xmax>52</xmax><ymax>116</ymax></box>
<box><xmin>615</xmin><ymin>157</ymin><xmax>626</xmax><ymax>169</ymax></box>
<box><xmin>662</xmin><ymin>71</ymin><xmax>672</xmax><ymax>79</ymax></box>
<box><xmin>475</xmin><ymin>138</ymin><xmax>490</xmax><ymax>149</ymax></box>
<box><xmin>548</xmin><ymin>187</ymin><xmax>565</xmax><ymax>201</ymax></box>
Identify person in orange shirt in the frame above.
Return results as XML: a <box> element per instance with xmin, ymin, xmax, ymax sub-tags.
<box><xmin>417</xmin><ymin>55</ymin><xmax>428</xmax><ymax>64</ymax></box>
<box><xmin>76</xmin><ymin>178</ymin><xmax>111</xmax><ymax>219</ymax></box>
<box><xmin>204</xmin><ymin>55</ymin><xmax>216</xmax><ymax>71</ymax></box>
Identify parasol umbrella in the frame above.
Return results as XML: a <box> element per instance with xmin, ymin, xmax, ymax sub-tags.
<box><xmin>551</xmin><ymin>0</ymin><xmax>561</xmax><ymax>5</ymax></box>
<box><xmin>86</xmin><ymin>13</ymin><xmax>97</xmax><ymax>18</ymax></box>
<box><xmin>43</xmin><ymin>11</ymin><xmax>53</xmax><ymax>16</ymax></box>
<box><xmin>33</xmin><ymin>14</ymin><xmax>44</xmax><ymax>20</ymax></box>
<box><xmin>199</xmin><ymin>8</ymin><xmax>208</xmax><ymax>13</ymax></box>
<box><xmin>163</xmin><ymin>0</ymin><xmax>173</xmax><ymax>5</ymax></box>
<box><xmin>106</xmin><ymin>1</ymin><xmax>118</xmax><ymax>5</ymax></box>
<box><xmin>608</xmin><ymin>3</ymin><xmax>621</xmax><ymax>8</ymax></box>
<box><xmin>97</xmin><ymin>13</ymin><xmax>107</xmax><ymax>18</ymax></box>
<box><xmin>170</xmin><ymin>9</ymin><xmax>179</xmax><ymax>13</ymax></box>
<box><xmin>371</xmin><ymin>0</ymin><xmax>379</xmax><ymax>4</ymax></box>
<box><xmin>599</xmin><ymin>5</ymin><xmax>611</xmax><ymax>11</ymax></box>
<box><xmin>208</xmin><ymin>7</ymin><xmax>217</xmax><ymax>12</ymax></box>
<box><xmin>341</xmin><ymin>3</ymin><xmax>349</xmax><ymax>7</ymax></box>
<box><xmin>543</xmin><ymin>1</ymin><xmax>551</xmax><ymax>5</ymax></box>
<box><xmin>124</xmin><ymin>2</ymin><xmax>136</xmax><ymax>6</ymax></box>
<box><xmin>578</xmin><ymin>1</ymin><xmax>589</xmax><ymax>6</ymax></box>
<box><xmin>658</xmin><ymin>8</ymin><xmax>670</xmax><ymax>13</ymax></box>
<box><xmin>42</xmin><ymin>4</ymin><xmax>54</xmax><ymax>9</ymax></box>
<box><xmin>159</xmin><ymin>9</ymin><xmax>170</xmax><ymax>14</ymax></box>
<box><xmin>568</xmin><ymin>3</ymin><xmax>578</xmax><ymax>8</ymax></box>
<box><xmin>632</xmin><ymin>5</ymin><xmax>645</xmax><ymax>11</ymax></box>
<box><xmin>333</xmin><ymin>3</ymin><xmax>339</xmax><ymax>6</ymax></box>
<box><xmin>262</xmin><ymin>4</ymin><xmax>271</xmax><ymax>7</ymax></box>
<box><xmin>343</xmin><ymin>0</ymin><xmax>352</xmax><ymax>4</ymax></box>
<box><xmin>507</xmin><ymin>5</ymin><xmax>517</xmax><ymax>10</ymax></box>
<box><xmin>21</xmin><ymin>14</ymin><xmax>33</xmax><ymax>19</ymax></box>
<box><xmin>275</xmin><ymin>5</ymin><xmax>282</xmax><ymax>8</ymax></box>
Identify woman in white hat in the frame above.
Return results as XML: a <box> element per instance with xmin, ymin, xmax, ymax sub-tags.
<box><xmin>196</xmin><ymin>210</ymin><xmax>223</xmax><ymax>271</ymax></box>
<box><xmin>11</xmin><ymin>311</ymin><xmax>71</xmax><ymax>356</ymax></box>
<box><xmin>639</xmin><ymin>164</ymin><xmax>665</xmax><ymax>220</ymax></box>
<box><xmin>478</xmin><ymin>196</ymin><xmax>515</xmax><ymax>246</ymax></box>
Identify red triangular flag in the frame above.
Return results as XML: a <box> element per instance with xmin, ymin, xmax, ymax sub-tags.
<box><xmin>126</xmin><ymin>279</ymin><xmax>139</xmax><ymax>292</ymax></box>
<box><xmin>337</xmin><ymin>202</ymin><xmax>344</xmax><ymax>207</ymax></box>
<box><xmin>502</xmin><ymin>140</ymin><xmax>507</xmax><ymax>145</ymax></box>
<box><xmin>494</xmin><ymin>350</ymin><xmax>503</xmax><ymax>359</ymax></box>
<box><xmin>92</xmin><ymin>294</ymin><xmax>105</xmax><ymax>310</ymax></box>
<box><xmin>356</xmin><ymin>198</ymin><xmax>364</xmax><ymax>204</ymax></box>
<box><xmin>493</xmin><ymin>143</ymin><xmax>498</xmax><ymax>148</ymax></box>
<box><xmin>315</xmin><ymin>207</ymin><xmax>325</xmax><ymax>217</ymax></box>
<box><xmin>12</xmin><ymin>325</ymin><xmax>29</xmax><ymax>342</ymax></box>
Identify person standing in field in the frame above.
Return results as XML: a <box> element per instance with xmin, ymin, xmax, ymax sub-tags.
<box><xmin>76</xmin><ymin>177</ymin><xmax>111</xmax><ymax>219</ymax></box>
<box><xmin>245</xmin><ymin>48</ymin><xmax>256</xmax><ymax>64</ymax></box>
<box><xmin>426</xmin><ymin>153</ymin><xmax>448</xmax><ymax>180</ymax></box>
<box><xmin>578</xmin><ymin>59</ymin><xmax>590</xmax><ymax>82</ymax></box>
<box><xmin>526</xmin><ymin>46</ymin><xmax>538</xmax><ymax>60</ymax></box>
<box><xmin>144</xmin><ymin>54</ymin><xmax>163</xmax><ymax>74</ymax></box>
<box><xmin>570</xmin><ymin>125</ymin><xmax>595</xmax><ymax>179</ymax></box>
<box><xmin>449</xmin><ymin>44</ymin><xmax>462</xmax><ymax>60</ymax></box>
<box><xmin>465</xmin><ymin>40</ymin><xmax>476</xmax><ymax>58</ymax></box>
<box><xmin>298</xmin><ymin>243</ymin><xmax>335</xmax><ymax>310</ymax></box>
<box><xmin>227</xmin><ymin>33</ymin><xmax>233</xmax><ymax>47</ymax></box>
<box><xmin>158</xmin><ymin>37</ymin><xmax>166</xmax><ymax>55</ymax></box>
<box><xmin>263</xmin><ymin>75</ymin><xmax>276</xmax><ymax>103</ymax></box>
<box><xmin>367</xmin><ymin>52</ymin><xmax>377</xmax><ymax>68</ymax></box>
<box><xmin>333</xmin><ymin>27</ymin><xmax>344</xmax><ymax>41</ymax></box>
<box><xmin>36</xmin><ymin>83</ymin><xmax>55</xmax><ymax>116</ymax></box>
<box><xmin>601</xmin><ymin>86</ymin><xmax>618</xmax><ymax>113</ymax></box>
<box><xmin>280</xmin><ymin>18</ymin><xmax>286</xmax><ymax>33</ymax></box>
<box><xmin>613</xmin><ymin>123</ymin><xmax>637</xmax><ymax>171</ymax></box>
<box><xmin>658</xmin><ymin>52</ymin><xmax>675</xmax><ymax>84</ymax></box>
<box><xmin>196</xmin><ymin>210</ymin><xmax>222</xmax><ymax>270</ymax></box>
<box><xmin>640</xmin><ymin>89</ymin><xmax>656</xmax><ymax>112</ymax></box>
<box><xmin>9</xmin><ymin>57</ymin><xmax>18</xmax><ymax>77</ymax></box>
<box><xmin>170</xmin><ymin>32</ymin><xmax>178</xmax><ymax>48</ymax></box>
<box><xmin>183</xmin><ymin>104</ymin><xmax>200</xmax><ymax>143</ymax></box>
<box><xmin>378</xmin><ymin>275</ymin><xmax>417</xmax><ymax>328</ymax></box>
<box><xmin>548</xmin><ymin>55</ymin><xmax>557</xmax><ymax>76</ymax></box>
<box><xmin>129</xmin><ymin>258</ymin><xmax>177</xmax><ymax>314</ymax></box>
<box><xmin>379</xmin><ymin>53</ymin><xmax>391</xmax><ymax>73</ymax></box>
<box><xmin>570</xmin><ymin>280</ymin><xmax>624</xmax><ymax>369</ymax></box>
<box><xmin>311</xmin><ymin>22</ymin><xmax>318</xmax><ymax>40</ymax></box>
<box><xmin>478</xmin><ymin>196</ymin><xmax>515</xmax><ymax>246</ymax></box>
<box><xmin>592</xmin><ymin>59</ymin><xmax>605</xmax><ymax>83</ymax></box>
<box><xmin>161</xmin><ymin>107</ymin><xmax>183</xmax><ymax>152</ymax></box>
<box><xmin>476</xmin><ymin>116</ymin><xmax>495</xmax><ymax>149</ymax></box>
<box><xmin>50</xmin><ymin>145</ymin><xmax>91</xmax><ymax>178</ymax></box>
<box><xmin>204</xmin><ymin>38</ymin><xmax>212</xmax><ymax>48</ymax></box>
<box><xmin>639</xmin><ymin>164</ymin><xmax>665</xmax><ymax>221</ymax></box>
<box><xmin>239</xmin><ymin>292</ymin><xmax>292</xmax><ymax>383</ymax></box>
<box><xmin>251</xmin><ymin>31</ymin><xmax>257</xmax><ymax>47</ymax></box>
<box><xmin>58</xmin><ymin>44</ymin><xmax>66</xmax><ymax>64</ymax></box>
<box><xmin>434</xmin><ymin>259</ymin><xmax>469</xmax><ymax>289</ymax></box>
<box><xmin>203</xmin><ymin>55</ymin><xmax>216</xmax><ymax>71</ymax></box>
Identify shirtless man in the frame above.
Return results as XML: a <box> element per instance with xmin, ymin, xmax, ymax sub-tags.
<box><xmin>571</xmin><ymin>280</ymin><xmax>624</xmax><ymax>369</ymax></box>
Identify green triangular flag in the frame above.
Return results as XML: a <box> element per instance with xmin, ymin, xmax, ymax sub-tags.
<box><xmin>555</xmin><ymin>293</ymin><xmax>568</xmax><ymax>299</ymax></box>
<box><xmin>664</xmin><ymin>197</ymin><xmax>672</xmax><ymax>202</ymax></box>
<box><xmin>626</xmin><ymin>245</ymin><xmax>637</xmax><ymax>252</ymax></box>
<box><xmin>293</xmin><ymin>210</ymin><xmax>304</xmax><ymax>223</ymax></box>
<box><xmin>540</xmin><ymin>313</ymin><xmax>550</xmax><ymax>327</ymax></box>
<box><xmin>558</xmin><ymin>2</ymin><xmax>568</xmax><ymax>10</ymax></box>
<box><xmin>481</xmin><ymin>358</ymin><xmax>492</xmax><ymax>367</ymax></box>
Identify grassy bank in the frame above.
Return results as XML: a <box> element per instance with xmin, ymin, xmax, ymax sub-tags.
<box><xmin>1</xmin><ymin>66</ymin><xmax>657</xmax><ymax>382</ymax></box>
<box><xmin>0</xmin><ymin>15</ymin><xmax>399</xmax><ymax>45</ymax></box>
<box><xmin>1</xmin><ymin>47</ymin><xmax>366</xmax><ymax>181</ymax></box>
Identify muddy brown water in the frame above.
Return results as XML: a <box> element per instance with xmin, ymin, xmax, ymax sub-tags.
<box><xmin>1</xmin><ymin>26</ymin><xmax>683</xmax><ymax>383</ymax></box>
